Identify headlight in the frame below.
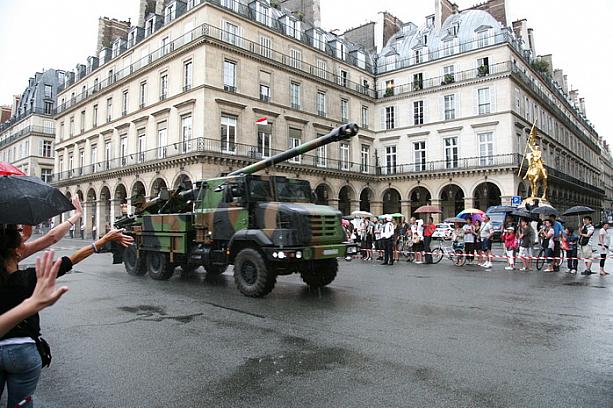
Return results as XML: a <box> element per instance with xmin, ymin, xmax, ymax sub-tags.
<box><xmin>272</xmin><ymin>252</ymin><xmax>278</xmax><ymax>258</ymax></box>
<box><xmin>296</xmin><ymin>251</ymin><xmax>303</xmax><ymax>259</ymax></box>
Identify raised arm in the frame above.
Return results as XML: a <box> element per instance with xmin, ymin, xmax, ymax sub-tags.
<box><xmin>0</xmin><ymin>250</ymin><xmax>68</xmax><ymax>337</ymax></box>
<box><xmin>20</xmin><ymin>197</ymin><xmax>83</xmax><ymax>260</ymax></box>
<box><xmin>69</xmin><ymin>228</ymin><xmax>134</xmax><ymax>266</ymax></box>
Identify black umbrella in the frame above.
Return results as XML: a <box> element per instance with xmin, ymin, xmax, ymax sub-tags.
<box><xmin>562</xmin><ymin>206</ymin><xmax>594</xmax><ymax>216</ymax></box>
<box><xmin>511</xmin><ymin>208</ymin><xmax>539</xmax><ymax>220</ymax></box>
<box><xmin>0</xmin><ymin>176</ymin><xmax>74</xmax><ymax>225</ymax></box>
<box><xmin>488</xmin><ymin>205</ymin><xmax>515</xmax><ymax>213</ymax></box>
<box><xmin>530</xmin><ymin>205</ymin><xmax>560</xmax><ymax>217</ymax></box>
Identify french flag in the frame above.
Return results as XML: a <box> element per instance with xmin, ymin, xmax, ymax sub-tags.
<box><xmin>256</xmin><ymin>117</ymin><xmax>268</xmax><ymax>126</ymax></box>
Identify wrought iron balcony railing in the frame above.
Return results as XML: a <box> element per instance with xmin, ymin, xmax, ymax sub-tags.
<box><xmin>0</xmin><ymin>108</ymin><xmax>53</xmax><ymax>133</ymax></box>
<box><xmin>0</xmin><ymin>125</ymin><xmax>55</xmax><ymax>148</ymax></box>
<box><xmin>56</xmin><ymin>20</ymin><xmax>376</xmax><ymax>116</ymax></box>
<box><xmin>378</xmin><ymin>153</ymin><xmax>520</xmax><ymax>176</ymax></box>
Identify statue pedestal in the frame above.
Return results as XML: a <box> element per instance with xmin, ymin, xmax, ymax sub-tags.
<box><xmin>519</xmin><ymin>197</ymin><xmax>551</xmax><ymax>209</ymax></box>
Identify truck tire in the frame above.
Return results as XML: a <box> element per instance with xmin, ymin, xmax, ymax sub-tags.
<box><xmin>301</xmin><ymin>259</ymin><xmax>338</xmax><ymax>288</ymax></box>
<box><xmin>124</xmin><ymin>245</ymin><xmax>146</xmax><ymax>276</ymax></box>
<box><xmin>233</xmin><ymin>248</ymin><xmax>276</xmax><ymax>297</ymax></box>
<box><xmin>146</xmin><ymin>252</ymin><xmax>174</xmax><ymax>280</ymax></box>
<box><xmin>204</xmin><ymin>264</ymin><xmax>227</xmax><ymax>277</ymax></box>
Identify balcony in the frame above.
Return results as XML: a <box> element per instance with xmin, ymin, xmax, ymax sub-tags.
<box><xmin>56</xmin><ymin>21</ymin><xmax>376</xmax><ymax>116</ymax></box>
<box><xmin>0</xmin><ymin>107</ymin><xmax>53</xmax><ymax>133</ymax></box>
<box><xmin>377</xmin><ymin>153</ymin><xmax>520</xmax><ymax>176</ymax></box>
<box><xmin>0</xmin><ymin>125</ymin><xmax>55</xmax><ymax>148</ymax></box>
<box><xmin>377</xmin><ymin>61</ymin><xmax>512</xmax><ymax>98</ymax></box>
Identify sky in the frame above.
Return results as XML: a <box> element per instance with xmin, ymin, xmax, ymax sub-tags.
<box><xmin>0</xmin><ymin>0</ymin><xmax>611</xmax><ymax>142</ymax></box>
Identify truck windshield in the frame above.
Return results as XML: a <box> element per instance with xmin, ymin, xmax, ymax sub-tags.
<box><xmin>248</xmin><ymin>179</ymin><xmax>273</xmax><ymax>202</ymax></box>
<box><xmin>274</xmin><ymin>178</ymin><xmax>312</xmax><ymax>203</ymax></box>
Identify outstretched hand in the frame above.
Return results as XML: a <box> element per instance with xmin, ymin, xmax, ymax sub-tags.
<box><xmin>29</xmin><ymin>250</ymin><xmax>69</xmax><ymax>310</ymax></box>
<box><xmin>72</xmin><ymin>196</ymin><xmax>83</xmax><ymax>217</ymax></box>
<box><xmin>103</xmin><ymin>228</ymin><xmax>134</xmax><ymax>247</ymax></box>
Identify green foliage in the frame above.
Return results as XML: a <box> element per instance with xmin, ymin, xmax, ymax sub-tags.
<box><xmin>531</xmin><ymin>59</ymin><xmax>549</xmax><ymax>73</ymax></box>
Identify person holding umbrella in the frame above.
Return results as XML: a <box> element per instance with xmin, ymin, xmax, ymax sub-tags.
<box><xmin>0</xmin><ymin>224</ymin><xmax>133</xmax><ymax>407</ymax></box>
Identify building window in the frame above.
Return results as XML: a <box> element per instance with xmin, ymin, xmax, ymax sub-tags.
<box><xmin>223</xmin><ymin>21</ymin><xmax>239</xmax><ymax>46</ymax></box>
<box><xmin>104</xmin><ymin>141</ymin><xmax>112</xmax><ymax>170</ymax></box>
<box><xmin>255</xmin><ymin>2</ymin><xmax>270</xmax><ymax>25</ymax></box>
<box><xmin>139</xmin><ymin>82</ymin><xmax>147</xmax><ymax>107</ymax></box>
<box><xmin>479</xmin><ymin>132</ymin><xmax>494</xmax><ymax>166</ymax></box>
<box><xmin>106</xmin><ymin>98</ymin><xmax>112</xmax><ymax>122</ymax></box>
<box><xmin>413</xmin><ymin>100</ymin><xmax>424</xmax><ymax>125</ymax></box>
<box><xmin>340</xmin><ymin>143</ymin><xmax>350</xmax><ymax>170</ymax></box>
<box><xmin>157</xmin><ymin>122</ymin><xmax>167</xmax><ymax>158</ymax></box>
<box><xmin>79</xmin><ymin>150</ymin><xmax>84</xmax><ymax>171</ymax></box>
<box><xmin>361</xmin><ymin>106</ymin><xmax>369</xmax><ymax>129</ymax></box>
<box><xmin>478</xmin><ymin>88</ymin><xmax>491</xmax><ymax>115</ymax></box>
<box><xmin>137</xmin><ymin>129</ymin><xmax>146</xmax><ymax>162</ymax></box>
<box><xmin>44</xmin><ymin>101</ymin><xmax>53</xmax><ymax>115</ymax></box>
<box><xmin>290</xmin><ymin>82</ymin><xmax>301</xmax><ymax>110</ymax></box>
<box><xmin>43</xmin><ymin>120</ymin><xmax>54</xmax><ymax>134</ymax></box>
<box><xmin>257</xmin><ymin>124</ymin><xmax>272</xmax><ymax>158</ymax></box>
<box><xmin>340</xmin><ymin>99</ymin><xmax>349</xmax><ymax>122</ymax></box>
<box><xmin>42</xmin><ymin>140</ymin><xmax>53</xmax><ymax>158</ymax></box>
<box><xmin>92</xmin><ymin>104</ymin><xmax>98</xmax><ymax>127</ymax></box>
<box><xmin>289</xmin><ymin>48</ymin><xmax>302</xmax><ymax>70</ymax></box>
<box><xmin>122</xmin><ymin>91</ymin><xmax>128</xmax><ymax>115</ymax></box>
<box><xmin>164</xmin><ymin>3</ymin><xmax>175</xmax><ymax>23</ymax></box>
<box><xmin>316</xmin><ymin>91</ymin><xmax>326</xmax><ymax>117</ymax></box>
<box><xmin>316</xmin><ymin>143</ymin><xmax>327</xmax><ymax>168</ymax></box>
<box><xmin>260</xmin><ymin>84</ymin><xmax>270</xmax><ymax>102</ymax></box>
<box><xmin>288</xmin><ymin>128</ymin><xmax>301</xmax><ymax>163</ymax></box>
<box><xmin>386</xmin><ymin>145</ymin><xmax>397</xmax><ymax>175</ymax></box>
<box><xmin>385</xmin><ymin>80</ymin><xmax>394</xmax><ymax>97</ymax></box>
<box><xmin>476</xmin><ymin>30</ymin><xmax>490</xmax><ymax>48</ymax></box>
<box><xmin>477</xmin><ymin>57</ymin><xmax>489</xmax><ymax>76</ymax></box>
<box><xmin>40</xmin><ymin>168</ymin><xmax>52</xmax><ymax>183</ymax></box>
<box><xmin>44</xmin><ymin>84</ymin><xmax>52</xmax><ymax>98</ymax></box>
<box><xmin>59</xmin><ymin>122</ymin><xmax>64</xmax><ymax>140</ymax></box>
<box><xmin>259</xmin><ymin>35</ymin><xmax>272</xmax><ymax>59</ymax></box>
<box><xmin>120</xmin><ymin>136</ymin><xmax>128</xmax><ymax>165</ymax></box>
<box><xmin>223</xmin><ymin>60</ymin><xmax>236</xmax><ymax>92</ymax></box>
<box><xmin>414</xmin><ymin>141</ymin><xmax>426</xmax><ymax>171</ymax></box>
<box><xmin>90</xmin><ymin>146</ymin><xmax>97</xmax><ymax>172</ymax></box>
<box><xmin>444</xmin><ymin>94</ymin><xmax>455</xmax><ymax>120</ymax></box>
<box><xmin>413</xmin><ymin>73</ymin><xmax>423</xmax><ymax>91</ymax></box>
<box><xmin>181</xmin><ymin>115</ymin><xmax>192</xmax><ymax>153</ymax></box>
<box><xmin>442</xmin><ymin>39</ymin><xmax>455</xmax><ymax>57</ymax></box>
<box><xmin>339</xmin><ymin>69</ymin><xmax>348</xmax><ymax>87</ymax></box>
<box><xmin>69</xmin><ymin>116</ymin><xmax>75</xmax><ymax>137</ymax></box>
<box><xmin>221</xmin><ymin>115</ymin><xmax>237</xmax><ymax>154</ymax></box>
<box><xmin>443</xmin><ymin>65</ymin><xmax>455</xmax><ymax>83</ymax></box>
<box><xmin>360</xmin><ymin>144</ymin><xmax>370</xmax><ymax>173</ymax></box>
<box><xmin>414</xmin><ymin>49</ymin><xmax>422</xmax><ymax>64</ymax></box>
<box><xmin>160</xmin><ymin>73</ymin><xmax>168</xmax><ymax>100</ymax></box>
<box><xmin>161</xmin><ymin>36</ymin><xmax>171</xmax><ymax>55</ymax></box>
<box><xmin>80</xmin><ymin>110</ymin><xmax>85</xmax><ymax>133</ymax></box>
<box><xmin>385</xmin><ymin>106</ymin><xmax>395</xmax><ymax>130</ymax></box>
<box><xmin>444</xmin><ymin>137</ymin><xmax>458</xmax><ymax>169</ymax></box>
<box><xmin>316</xmin><ymin>59</ymin><xmax>327</xmax><ymax>79</ymax></box>
<box><xmin>183</xmin><ymin>61</ymin><xmax>193</xmax><ymax>91</ymax></box>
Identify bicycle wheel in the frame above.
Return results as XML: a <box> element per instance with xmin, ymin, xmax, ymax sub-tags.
<box><xmin>431</xmin><ymin>247</ymin><xmax>444</xmax><ymax>264</ymax></box>
<box><xmin>535</xmin><ymin>249</ymin><xmax>545</xmax><ymax>271</ymax></box>
<box><xmin>454</xmin><ymin>249</ymin><xmax>466</xmax><ymax>266</ymax></box>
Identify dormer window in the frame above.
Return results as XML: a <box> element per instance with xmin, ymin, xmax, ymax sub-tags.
<box><xmin>285</xmin><ymin>17</ymin><xmax>301</xmax><ymax>40</ymax></box>
<box><xmin>423</xmin><ymin>34</ymin><xmax>428</xmax><ymax>45</ymax></box>
<box><xmin>475</xmin><ymin>26</ymin><xmax>493</xmax><ymax>48</ymax></box>
<box><xmin>164</xmin><ymin>3</ymin><xmax>175</xmax><ymax>24</ymax></box>
<box><xmin>426</xmin><ymin>15</ymin><xmax>435</xmax><ymax>27</ymax></box>
<box><xmin>336</xmin><ymin>41</ymin><xmax>346</xmax><ymax>60</ymax></box>
<box><xmin>414</xmin><ymin>49</ymin><xmax>422</xmax><ymax>64</ymax></box>
<box><xmin>256</xmin><ymin>2</ymin><xmax>271</xmax><ymax>26</ymax></box>
<box><xmin>313</xmin><ymin>30</ymin><xmax>326</xmax><ymax>51</ymax></box>
<box><xmin>451</xmin><ymin>23</ymin><xmax>459</xmax><ymax>36</ymax></box>
<box><xmin>112</xmin><ymin>41</ymin><xmax>120</xmax><ymax>58</ymax></box>
<box><xmin>221</xmin><ymin>0</ymin><xmax>238</xmax><ymax>12</ymax></box>
<box><xmin>128</xmin><ymin>31</ymin><xmax>136</xmax><ymax>47</ymax></box>
<box><xmin>145</xmin><ymin>17</ymin><xmax>155</xmax><ymax>36</ymax></box>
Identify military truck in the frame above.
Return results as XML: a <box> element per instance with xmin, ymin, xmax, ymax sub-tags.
<box><xmin>115</xmin><ymin>123</ymin><xmax>360</xmax><ymax>297</ymax></box>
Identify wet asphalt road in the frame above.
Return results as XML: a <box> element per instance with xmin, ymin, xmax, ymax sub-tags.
<box><xmin>11</xmin><ymin>238</ymin><xmax>613</xmax><ymax>407</ymax></box>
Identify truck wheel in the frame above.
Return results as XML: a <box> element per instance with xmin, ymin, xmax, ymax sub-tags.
<box><xmin>301</xmin><ymin>259</ymin><xmax>338</xmax><ymax>288</ymax></box>
<box><xmin>204</xmin><ymin>264</ymin><xmax>227</xmax><ymax>277</ymax></box>
<box><xmin>233</xmin><ymin>248</ymin><xmax>276</xmax><ymax>297</ymax></box>
<box><xmin>124</xmin><ymin>245</ymin><xmax>146</xmax><ymax>276</ymax></box>
<box><xmin>147</xmin><ymin>252</ymin><xmax>174</xmax><ymax>280</ymax></box>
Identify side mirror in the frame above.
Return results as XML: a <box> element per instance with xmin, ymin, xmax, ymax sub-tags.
<box><xmin>214</xmin><ymin>184</ymin><xmax>225</xmax><ymax>193</ymax></box>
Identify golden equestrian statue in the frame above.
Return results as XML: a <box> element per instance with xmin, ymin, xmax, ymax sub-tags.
<box><xmin>518</xmin><ymin>123</ymin><xmax>548</xmax><ymax>200</ymax></box>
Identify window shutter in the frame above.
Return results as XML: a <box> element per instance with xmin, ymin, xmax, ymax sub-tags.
<box><xmin>380</xmin><ymin>107</ymin><xmax>385</xmax><ymax>129</ymax></box>
<box><xmin>456</xmin><ymin>92</ymin><xmax>461</xmax><ymax>118</ymax></box>
<box><xmin>238</xmin><ymin>26</ymin><xmax>244</xmax><ymax>48</ymax></box>
<box><xmin>423</xmin><ymin>100</ymin><xmax>428</xmax><ymax>124</ymax></box>
<box><xmin>473</xmin><ymin>88</ymin><xmax>479</xmax><ymax>116</ymax></box>
<box><xmin>490</xmin><ymin>87</ymin><xmax>497</xmax><ymax>112</ymax></box>
<box><xmin>39</xmin><ymin>140</ymin><xmax>43</xmax><ymax>156</ymax></box>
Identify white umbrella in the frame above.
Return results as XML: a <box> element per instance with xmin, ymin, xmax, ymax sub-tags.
<box><xmin>351</xmin><ymin>210</ymin><xmax>373</xmax><ymax>218</ymax></box>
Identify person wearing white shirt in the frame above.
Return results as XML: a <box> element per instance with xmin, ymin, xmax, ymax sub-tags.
<box><xmin>381</xmin><ymin>216</ymin><xmax>395</xmax><ymax>265</ymax></box>
<box><xmin>598</xmin><ymin>223</ymin><xmax>610</xmax><ymax>276</ymax></box>
<box><xmin>579</xmin><ymin>216</ymin><xmax>596</xmax><ymax>275</ymax></box>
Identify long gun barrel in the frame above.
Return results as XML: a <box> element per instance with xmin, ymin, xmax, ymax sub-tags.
<box><xmin>228</xmin><ymin>123</ymin><xmax>359</xmax><ymax>176</ymax></box>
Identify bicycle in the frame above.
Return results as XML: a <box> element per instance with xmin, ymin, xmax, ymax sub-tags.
<box><xmin>445</xmin><ymin>242</ymin><xmax>466</xmax><ymax>266</ymax></box>
<box><xmin>427</xmin><ymin>239</ymin><xmax>445</xmax><ymax>264</ymax></box>
<box><xmin>401</xmin><ymin>239</ymin><xmax>415</xmax><ymax>262</ymax></box>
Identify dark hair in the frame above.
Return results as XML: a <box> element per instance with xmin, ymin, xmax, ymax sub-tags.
<box><xmin>565</xmin><ymin>226</ymin><xmax>574</xmax><ymax>234</ymax></box>
<box><xmin>583</xmin><ymin>216</ymin><xmax>592</xmax><ymax>222</ymax></box>
<box><xmin>0</xmin><ymin>225</ymin><xmax>22</xmax><ymax>286</ymax></box>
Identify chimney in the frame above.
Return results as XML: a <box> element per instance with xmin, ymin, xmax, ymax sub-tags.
<box><xmin>382</xmin><ymin>11</ymin><xmax>403</xmax><ymax>48</ymax></box>
<box><xmin>280</xmin><ymin>0</ymin><xmax>321</xmax><ymax>27</ymax></box>
<box><xmin>527</xmin><ymin>28</ymin><xmax>536</xmax><ymax>54</ymax></box>
<box><xmin>579</xmin><ymin>98</ymin><xmax>586</xmax><ymax>116</ymax></box>
<box><xmin>553</xmin><ymin>69</ymin><xmax>564</xmax><ymax>87</ymax></box>
<box><xmin>562</xmin><ymin>75</ymin><xmax>568</xmax><ymax>94</ymax></box>
<box><xmin>569</xmin><ymin>89</ymin><xmax>579</xmax><ymax>105</ymax></box>
<box><xmin>96</xmin><ymin>17</ymin><xmax>131</xmax><ymax>54</ymax></box>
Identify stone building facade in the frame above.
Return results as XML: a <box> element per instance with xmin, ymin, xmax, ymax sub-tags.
<box><xmin>50</xmin><ymin>0</ymin><xmax>606</xmax><ymax>236</ymax></box>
